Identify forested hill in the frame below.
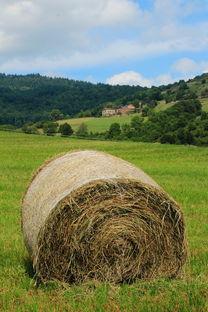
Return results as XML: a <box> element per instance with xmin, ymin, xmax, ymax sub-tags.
<box><xmin>0</xmin><ymin>73</ymin><xmax>143</xmax><ymax>126</ymax></box>
<box><xmin>0</xmin><ymin>72</ymin><xmax>208</xmax><ymax>126</ymax></box>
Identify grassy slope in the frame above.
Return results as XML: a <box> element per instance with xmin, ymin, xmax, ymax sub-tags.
<box><xmin>200</xmin><ymin>98</ymin><xmax>208</xmax><ymax>112</ymax></box>
<box><xmin>58</xmin><ymin>114</ymin><xmax>136</xmax><ymax>132</ymax></box>
<box><xmin>57</xmin><ymin>97</ymin><xmax>208</xmax><ymax>134</ymax></box>
<box><xmin>0</xmin><ymin>131</ymin><xmax>208</xmax><ymax>311</ymax></box>
<box><xmin>154</xmin><ymin>101</ymin><xmax>175</xmax><ymax>112</ymax></box>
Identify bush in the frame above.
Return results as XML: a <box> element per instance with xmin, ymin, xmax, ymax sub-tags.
<box><xmin>107</xmin><ymin>123</ymin><xmax>121</xmax><ymax>139</ymax></box>
<box><xmin>59</xmin><ymin>123</ymin><xmax>73</xmax><ymax>136</ymax></box>
<box><xmin>43</xmin><ymin>122</ymin><xmax>58</xmax><ymax>135</ymax></box>
<box><xmin>160</xmin><ymin>133</ymin><xmax>176</xmax><ymax>144</ymax></box>
<box><xmin>0</xmin><ymin>124</ymin><xmax>15</xmax><ymax>130</ymax></box>
<box><xmin>76</xmin><ymin>123</ymin><xmax>88</xmax><ymax>136</ymax></box>
<box><xmin>22</xmin><ymin>124</ymin><xmax>38</xmax><ymax>134</ymax></box>
<box><xmin>34</xmin><ymin>120</ymin><xmax>46</xmax><ymax>128</ymax></box>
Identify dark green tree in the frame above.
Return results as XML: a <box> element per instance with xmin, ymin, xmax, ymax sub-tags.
<box><xmin>107</xmin><ymin>123</ymin><xmax>121</xmax><ymax>139</ymax></box>
<box><xmin>59</xmin><ymin>123</ymin><xmax>73</xmax><ymax>136</ymax></box>
<box><xmin>121</xmin><ymin>123</ymin><xmax>132</xmax><ymax>138</ymax></box>
<box><xmin>201</xmin><ymin>111</ymin><xmax>208</xmax><ymax>120</ymax></box>
<box><xmin>43</xmin><ymin>121</ymin><xmax>58</xmax><ymax>135</ymax></box>
<box><xmin>186</xmin><ymin>131</ymin><xmax>195</xmax><ymax>145</ymax></box>
<box><xmin>48</xmin><ymin>109</ymin><xmax>62</xmax><ymax>121</ymax></box>
<box><xmin>141</xmin><ymin>106</ymin><xmax>150</xmax><ymax>117</ymax></box>
<box><xmin>203</xmin><ymin>120</ymin><xmax>208</xmax><ymax>131</ymax></box>
<box><xmin>131</xmin><ymin>116</ymin><xmax>143</xmax><ymax>131</ymax></box>
<box><xmin>178</xmin><ymin>80</ymin><xmax>188</xmax><ymax>90</ymax></box>
<box><xmin>160</xmin><ymin>133</ymin><xmax>176</xmax><ymax>144</ymax></box>
<box><xmin>22</xmin><ymin>123</ymin><xmax>38</xmax><ymax>134</ymax></box>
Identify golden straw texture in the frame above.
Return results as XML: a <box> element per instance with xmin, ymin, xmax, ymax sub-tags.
<box><xmin>22</xmin><ymin>150</ymin><xmax>187</xmax><ymax>284</ymax></box>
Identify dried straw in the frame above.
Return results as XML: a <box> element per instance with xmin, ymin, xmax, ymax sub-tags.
<box><xmin>21</xmin><ymin>150</ymin><xmax>187</xmax><ymax>284</ymax></box>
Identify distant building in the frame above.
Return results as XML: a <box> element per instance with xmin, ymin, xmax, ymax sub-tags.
<box><xmin>118</xmin><ymin>104</ymin><xmax>136</xmax><ymax>116</ymax></box>
<box><xmin>102</xmin><ymin>108</ymin><xmax>119</xmax><ymax>117</ymax></box>
<box><xmin>102</xmin><ymin>104</ymin><xmax>137</xmax><ymax>117</ymax></box>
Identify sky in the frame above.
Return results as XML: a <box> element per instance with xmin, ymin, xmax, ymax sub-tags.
<box><xmin>0</xmin><ymin>0</ymin><xmax>208</xmax><ymax>87</ymax></box>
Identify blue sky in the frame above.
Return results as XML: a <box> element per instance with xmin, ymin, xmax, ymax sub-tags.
<box><xmin>0</xmin><ymin>0</ymin><xmax>208</xmax><ymax>86</ymax></box>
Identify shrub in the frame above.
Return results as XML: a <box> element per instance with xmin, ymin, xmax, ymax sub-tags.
<box><xmin>76</xmin><ymin>123</ymin><xmax>88</xmax><ymax>136</ymax></box>
<box><xmin>160</xmin><ymin>133</ymin><xmax>177</xmax><ymax>144</ymax></box>
<box><xmin>43</xmin><ymin>122</ymin><xmax>58</xmax><ymax>135</ymax></box>
<box><xmin>59</xmin><ymin>123</ymin><xmax>73</xmax><ymax>136</ymax></box>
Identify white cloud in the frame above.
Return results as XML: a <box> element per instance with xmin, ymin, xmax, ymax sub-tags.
<box><xmin>106</xmin><ymin>56</ymin><xmax>208</xmax><ymax>88</ymax></box>
<box><xmin>106</xmin><ymin>71</ymin><xmax>152</xmax><ymax>87</ymax></box>
<box><xmin>153</xmin><ymin>74</ymin><xmax>175</xmax><ymax>86</ymax></box>
<box><xmin>0</xmin><ymin>0</ymin><xmax>140</xmax><ymax>56</ymax></box>
<box><xmin>99</xmin><ymin>0</ymin><xmax>140</xmax><ymax>26</ymax></box>
<box><xmin>0</xmin><ymin>0</ymin><xmax>208</xmax><ymax>75</ymax></box>
<box><xmin>172</xmin><ymin>58</ymin><xmax>208</xmax><ymax>74</ymax></box>
<box><xmin>106</xmin><ymin>70</ymin><xmax>179</xmax><ymax>87</ymax></box>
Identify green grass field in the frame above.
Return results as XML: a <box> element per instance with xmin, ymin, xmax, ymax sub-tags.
<box><xmin>0</xmin><ymin>131</ymin><xmax>208</xmax><ymax>311</ymax></box>
<box><xmin>154</xmin><ymin>101</ymin><xmax>175</xmax><ymax>112</ymax></box>
<box><xmin>58</xmin><ymin>115</ymin><xmax>137</xmax><ymax>133</ymax></box>
<box><xmin>57</xmin><ymin>98</ymin><xmax>208</xmax><ymax>134</ymax></box>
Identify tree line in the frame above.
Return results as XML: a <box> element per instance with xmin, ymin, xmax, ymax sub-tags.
<box><xmin>2</xmin><ymin>72</ymin><xmax>207</xmax><ymax>127</ymax></box>
<box><xmin>104</xmin><ymin>99</ymin><xmax>208</xmax><ymax>145</ymax></box>
<box><xmin>0</xmin><ymin>73</ymin><xmax>142</xmax><ymax>126</ymax></box>
<box><xmin>19</xmin><ymin>97</ymin><xmax>208</xmax><ymax>146</ymax></box>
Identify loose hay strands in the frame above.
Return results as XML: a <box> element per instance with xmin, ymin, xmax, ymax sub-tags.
<box><xmin>22</xmin><ymin>150</ymin><xmax>187</xmax><ymax>284</ymax></box>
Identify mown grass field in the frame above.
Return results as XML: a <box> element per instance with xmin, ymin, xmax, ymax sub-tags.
<box><xmin>0</xmin><ymin>131</ymin><xmax>208</xmax><ymax>312</ymax></box>
<box><xmin>58</xmin><ymin>115</ymin><xmax>137</xmax><ymax>133</ymax></box>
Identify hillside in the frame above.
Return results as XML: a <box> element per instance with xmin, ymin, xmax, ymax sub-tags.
<box><xmin>0</xmin><ymin>73</ymin><xmax>142</xmax><ymax>126</ymax></box>
<box><xmin>0</xmin><ymin>72</ymin><xmax>208</xmax><ymax>127</ymax></box>
<box><xmin>58</xmin><ymin>114</ymin><xmax>136</xmax><ymax>133</ymax></box>
<box><xmin>110</xmin><ymin>73</ymin><xmax>208</xmax><ymax>112</ymax></box>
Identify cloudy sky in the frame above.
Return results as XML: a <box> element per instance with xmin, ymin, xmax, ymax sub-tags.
<box><xmin>0</xmin><ymin>0</ymin><xmax>208</xmax><ymax>86</ymax></box>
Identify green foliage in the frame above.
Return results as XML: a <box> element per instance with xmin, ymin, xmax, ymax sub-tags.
<box><xmin>1</xmin><ymin>72</ymin><xmax>208</xmax><ymax>129</ymax></box>
<box><xmin>201</xmin><ymin>88</ymin><xmax>208</xmax><ymax>97</ymax></box>
<box><xmin>76</xmin><ymin>123</ymin><xmax>88</xmax><ymax>136</ymax></box>
<box><xmin>22</xmin><ymin>123</ymin><xmax>38</xmax><ymax>134</ymax></box>
<box><xmin>148</xmin><ymin>87</ymin><xmax>163</xmax><ymax>101</ymax></box>
<box><xmin>0</xmin><ymin>124</ymin><xmax>15</xmax><ymax>130</ymax></box>
<box><xmin>59</xmin><ymin>123</ymin><xmax>73</xmax><ymax>136</ymax></box>
<box><xmin>141</xmin><ymin>106</ymin><xmax>150</xmax><ymax>116</ymax></box>
<box><xmin>48</xmin><ymin>109</ymin><xmax>62</xmax><ymax>121</ymax></box>
<box><xmin>121</xmin><ymin>123</ymin><xmax>132</xmax><ymax>138</ymax></box>
<box><xmin>34</xmin><ymin>120</ymin><xmax>46</xmax><ymax>128</ymax></box>
<box><xmin>43</xmin><ymin>121</ymin><xmax>58</xmax><ymax>135</ymax></box>
<box><xmin>176</xmin><ymin>128</ymin><xmax>195</xmax><ymax>145</ymax></box>
<box><xmin>178</xmin><ymin>80</ymin><xmax>188</xmax><ymax>90</ymax></box>
<box><xmin>130</xmin><ymin>116</ymin><xmax>143</xmax><ymax>131</ymax></box>
<box><xmin>107</xmin><ymin>122</ymin><xmax>121</xmax><ymax>139</ymax></box>
<box><xmin>0</xmin><ymin>73</ymin><xmax>142</xmax><ymax>126</ymax></box>
<box><xmin>103</xmin><ymin>98</ymin><xmax>207</xmax><ymax>145</ymax></box>
<box><xmin>77</xmin><ymin>109</ymin><xmax>92</xmax><ymax>118</ymax></box>
<box><xmin>160</xmin><ymin>133</ymin><xmax>177</xmax><ymax>144</ymax></box>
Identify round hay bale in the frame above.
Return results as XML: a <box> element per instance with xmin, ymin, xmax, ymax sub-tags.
<box><xmin>22</xmin><ymin>150</ymin><xmax>187</xmax><ymax>284</ymax></box>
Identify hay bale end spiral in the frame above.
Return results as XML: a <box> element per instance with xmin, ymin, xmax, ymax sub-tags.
<box><xmin>21</xmin><ymin>150</ymin><xmax>187</xmax><ymax>284</ymax></box>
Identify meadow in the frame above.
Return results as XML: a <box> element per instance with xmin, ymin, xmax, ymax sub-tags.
<box><xmin>58</xmin><ymin>115</ymin><xmax>137</xmax><ymax>133</ymax></box>
<box><xmin>0</xmin><ymin>131</ymin><xmax>208</xmax><ymax>312</ymax></box>
<box><xmin>57</xmin><ymin>98</ymin><xmax>208</xmax><ymax>135</ymax></box>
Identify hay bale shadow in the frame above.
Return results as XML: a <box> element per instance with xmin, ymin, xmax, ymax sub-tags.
<box><xmin>23</xmin><ymin>257</ymin><xmax>35</xmax><ymax>278</ymax></box>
